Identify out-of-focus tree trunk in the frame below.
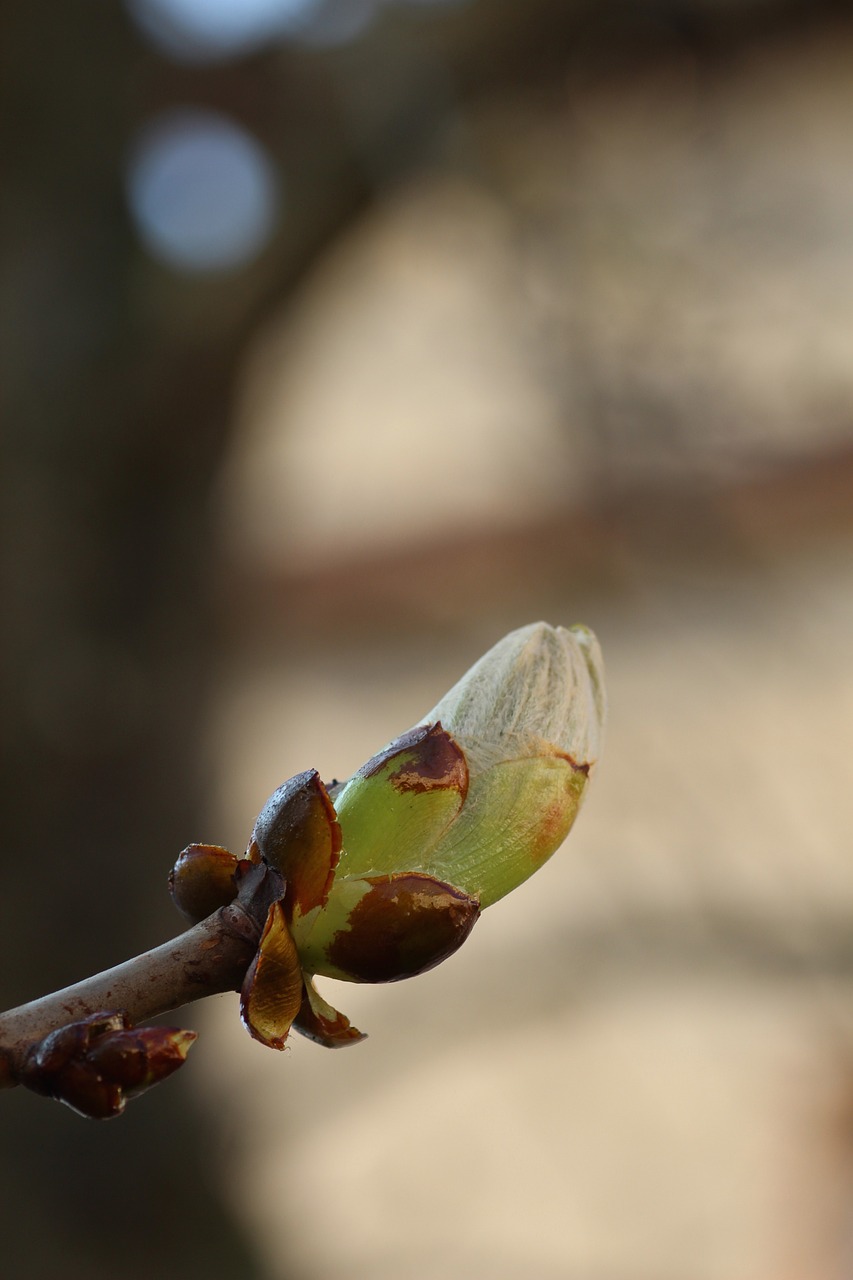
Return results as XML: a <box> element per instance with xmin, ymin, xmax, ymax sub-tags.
<box><xmin>0</xmin><ymin>7</ymin><xmax>265</xmax><ymax>1276</ymax></box>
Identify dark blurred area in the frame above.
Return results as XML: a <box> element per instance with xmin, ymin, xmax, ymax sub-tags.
<box><xmin>3</xmin><ymin>1</ymin><xmax>853</xmax><ymax>1278</ymax></box>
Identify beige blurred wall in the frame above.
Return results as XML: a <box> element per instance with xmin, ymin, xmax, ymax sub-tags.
<box><xmin>200</xmin><ymin>16</ymin><xmax>853</xmax><ymax>1280</ymax></box>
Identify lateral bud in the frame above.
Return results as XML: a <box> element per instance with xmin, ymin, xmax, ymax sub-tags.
<box><xmin>169</xmin><ymin>843</ymin><xmax>241</xmax><ymax>922</ymax></box>
<box><xmin>21</xmin><ymin>1011</ymin><xmax>197</xmax><ymax>1119</ymax></box>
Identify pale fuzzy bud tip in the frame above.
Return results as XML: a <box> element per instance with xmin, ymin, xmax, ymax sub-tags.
<box><xmin>423</xmin><ymin>622</ymin><xmax>606</xmax><ymax>774</ymax></box>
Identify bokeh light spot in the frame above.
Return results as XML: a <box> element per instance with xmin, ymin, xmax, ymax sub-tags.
<box><xmin>126</xmin><ymin>0</ymin><xmax>323</xmax><ymax>61</ymax></box>
<box><xmin>292</xmin><ymin>0</ymin><xmax>379</xmax><ymax>48</ymax></box>
<box><xmin>126</xmin><ymin>109</ymin><xmax>280</xmax><ymax>273</ymax></box>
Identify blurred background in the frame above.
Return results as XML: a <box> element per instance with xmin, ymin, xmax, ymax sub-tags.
<box><xmin>3</xmin><ymin>1</ymin><xmax>853</xmax><ymax>1277</ymax></box>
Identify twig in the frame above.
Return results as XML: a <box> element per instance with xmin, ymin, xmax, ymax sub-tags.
<box><xmin>0</xmin><ymin>860</ymin><xmax>281</xmax><ymax>1090</ymax></box>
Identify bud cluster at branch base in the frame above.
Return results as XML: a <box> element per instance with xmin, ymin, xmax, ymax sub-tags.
<box><xmin>21</xmin><ymin>1011</ymin><xmax>196</xmax><ymax>1118</ymax></box>
<box><xmin>231</xmin><ymin>621</ymin><xmax>606</xmax><ymax>1050</ymax></box>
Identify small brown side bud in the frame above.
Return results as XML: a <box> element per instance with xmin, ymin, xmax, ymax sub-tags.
<box><xmin>87</xmin><ymin>1026</ymin><xmax>197</xmax><ymax>1096</ymax></box>
<box><xmin>50</xmin><ymin>1059</ymin><xmax>125</xmax><ymax>1120</ymax></box>
<box><xmin>23</xmin><ymin>1011</ymin><xmax>125</xmax><ymax>1089</ymax></box>
<box><xmin>21</xmin><ymin>1011</ymin><xmax>197</xmax><ymax>1119</ymax></box>
<box><xmin>169</xmin><ymin>843</ymin><xmax>241</xmax><ymax>922</ymax></box>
